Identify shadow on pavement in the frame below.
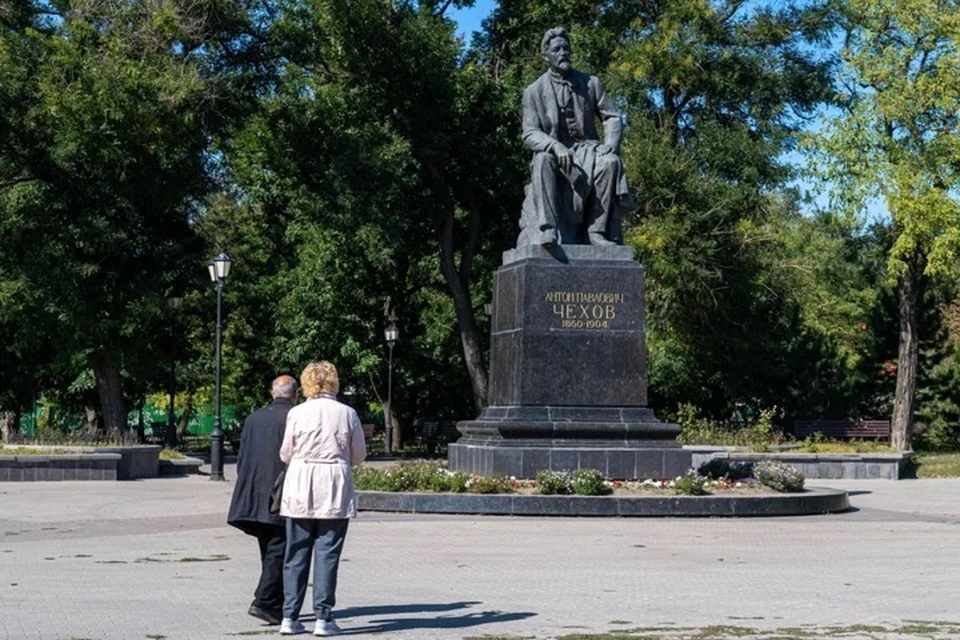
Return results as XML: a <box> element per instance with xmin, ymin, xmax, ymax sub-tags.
<box><xmin>333</xmin><ymin>601</ymin><xmax>536</xmax><ymax>634</ymax></box>
<box><xmin>336</xmin><ymin>601</ymin><xmax>482</xmax><ymax>619</ymax></box>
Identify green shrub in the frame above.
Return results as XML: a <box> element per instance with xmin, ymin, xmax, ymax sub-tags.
<box><xmin>697</xmin><ymin>458</ymin><xmax>753</xmax><ymax>480</ymax></box>
<box><xmin>571</xmin><ymin>468</ymin><xmax>608</xmax><ymax>495</ymax></box>
<box><xmin>353</xmin><ymin>462</ymin><xmax>481</xmax><ymax>493</ymax></box>
<box><xmin>535</xmin><ymin>470</ymin><xmax>573</xmax><ymax>495</ymax></box>
<box><xmin>353</xmin><ymin>465</ymin><xmax>391</xmax><ymax>491</ymax></box>
<box><xmin>753</xmin><ymin>460</ymin><xmax>805</xmax><ymax>492</ymax></box>
<box><xmin>159</xmin><ymin>448</ymin><xmax>185</xmax><ymax>460</ymax></box>
<box><xmin>672</xmin><ymin>470</ymin><xmax>708</xmax><ymax>496</ymax></box>
<box><xmin>798</xmin><ymin>434</ymin><xmax>892</xmax><ymax>454</ymax></box>
<box><xmin>675</xmin><ymin>403</ymin><xmax>787</xmax><ymax>449</ymax></box>
<box><xmin>447</xmin><ymin>471</ymin><xmax>470</xmax><ymax>493</ymax></box>
<box><xmin>465</xmin><ymin>475</ymin><xmax>514</xmax><ymax>494</ymax></box>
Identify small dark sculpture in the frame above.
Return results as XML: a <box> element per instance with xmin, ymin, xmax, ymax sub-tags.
<box><xmin>518</xmin><ymin>27</ymin><xmax>632</xmax><ymax>248</ymax></box>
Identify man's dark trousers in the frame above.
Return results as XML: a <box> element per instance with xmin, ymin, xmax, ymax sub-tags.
<box><xmin>250</xmin><ymin>522</ymin><xmax>285</xmax><ymax>612</ymax></box>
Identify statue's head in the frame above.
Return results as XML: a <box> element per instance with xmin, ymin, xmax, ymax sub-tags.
<box><xmin>541</xmin><ymin>27</ymin><xmax>572</xmax><ymax>76</ymax></box>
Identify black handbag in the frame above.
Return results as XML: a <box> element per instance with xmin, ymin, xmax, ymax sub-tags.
<box><xmin>268</xmin><ymin>469</ymin><xmax>286</xmax><ymax>516</ymax></box>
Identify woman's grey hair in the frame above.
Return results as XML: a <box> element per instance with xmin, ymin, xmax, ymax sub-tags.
<box><xmin>272</xmin><ymin>377</ymin><xmax>299</xmax><ymax>399</ymax></box>
<box><xmin>541</xmin><ymin>27</ymin><xmax>569</xmax><ymax>56</ymax></box>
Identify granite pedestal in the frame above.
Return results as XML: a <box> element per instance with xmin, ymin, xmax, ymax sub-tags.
<box><xmin>449</xmin><ymin>244</ymin><xmax>691</xmax><ymax>480</ymax></box>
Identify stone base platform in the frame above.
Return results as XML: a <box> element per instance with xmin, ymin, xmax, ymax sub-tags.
<box><xmin>358</xmin><ymin>487</ymin><xmax>850</xmax><ymax>517</ymax></box>
<box><xmin>450</xmin><ymin>404</ymin><xmax>691</xmax><ymax>479</ymax></box>
<box><xmin>449</xmin><ymin>440</ymin><xmax>692</xmax><ymax>480</ymax></box>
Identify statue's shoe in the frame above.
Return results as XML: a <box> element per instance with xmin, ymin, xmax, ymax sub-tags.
<box><xmin>540</xmin><ymin>229</ymin><xmax>559</xmax><ymax>248</ymax></box>
<box><xmin>588</xmin><ymin>232</ymin><xmax>616</xmax><ymax>246</ymax></box>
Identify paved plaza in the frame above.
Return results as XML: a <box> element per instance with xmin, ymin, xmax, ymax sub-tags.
<box><xmin>1</xmin><ymin>467</ymin><xmax>959</xmax><ymax>640</ymax></box>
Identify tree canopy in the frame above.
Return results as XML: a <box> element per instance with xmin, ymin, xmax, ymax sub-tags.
<box><xmin>3</xmin><ymin>0</ymin><xmax>960</xmax><ymax>453</ymax></box>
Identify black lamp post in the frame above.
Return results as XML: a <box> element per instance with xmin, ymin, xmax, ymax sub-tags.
<box><xmin>208</xmin><ymin>252</ymin><xmax>231</xmax><ymax>481</ymax></box>
<box><xmin>384</xmin><ymin>320</ymin><xmax>399</xmax><ymax>455</ymax></box>
<box><xmin>342</xmin><ymin>385</ymin><xmax>356</xmax><ymax>407</ymax></box>
<box><xmin>166</xmin><ymin>295</ymin><xmax>183</xmax><ymax>449</ymax></box>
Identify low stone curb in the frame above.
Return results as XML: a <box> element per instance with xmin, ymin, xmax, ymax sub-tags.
<box><xmin>687</xmin><ymin>447</ymin><xmax>912</xmax><ymax>480</ymax></box>
<box><xmin>0</xmin><ymin>453</ymin><xmax>121</xmax><ymax>481</ymax></box>
<box><xmin>358</xmin><ymin>486</ymin><xmax>849</xmax><ymax>517</ymax></box>
<box><xmin>158</xmin><ymin>456</ymin><xmax>204</xmax><ymax>477</ymax></box>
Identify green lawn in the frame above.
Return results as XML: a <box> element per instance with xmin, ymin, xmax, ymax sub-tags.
<box><xmin>913</xmin><ymin>452</ymin><xmax>960</xmax><ymax>478</ymax></box>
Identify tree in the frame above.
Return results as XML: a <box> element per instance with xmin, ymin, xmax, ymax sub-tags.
<box><xmin>812</xmin><ymin>0</ymin><xmax>960</xmax><ymax>450</ymax></box>
<box><xmin>214</xmin><ymin>0</ymin><xmax>520</xmax><ymax>434</ymax></box>
<box><xmin>1</xmin><ymin>0</ymin><xmax>253</xmax><ymax>433</ymax></box>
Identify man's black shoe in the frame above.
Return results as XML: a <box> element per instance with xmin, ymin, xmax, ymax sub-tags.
<box><xmin>248</xmin><ymin>604</ymin><xmax>282</xmax><ymax>625</ymax></box>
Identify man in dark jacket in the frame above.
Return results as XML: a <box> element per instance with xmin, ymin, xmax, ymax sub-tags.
<box><xmin>227</xmin><ymin>375</ymin><xmax>298</xmax><ymax>625</ymax></box>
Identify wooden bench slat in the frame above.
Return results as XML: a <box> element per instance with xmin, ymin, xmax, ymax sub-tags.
<box><xmin>794</xmin><ymin>419</ymin><xmax>891</xmax><ymax>439</ymax></box>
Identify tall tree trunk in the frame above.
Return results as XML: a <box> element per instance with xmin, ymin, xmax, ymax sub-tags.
<box><xmin>425</xmin><ymin>161</ymin><xmax>489</xmax><ymax>412</ymax></box>
<box><xmin>390</xmin><ymin>410</ymin><xmax>401</xmax><ymax>453</ymax></box>
<box><xmin>891</xmin><ymin>257</ymin><xmax>922</xmax><ymax>451</ymax></box>
<box><xmin>92</xmin><ymin>354</ymin><xmax>126</xmax><ymax>436</ymax></box>
<box><xmin>136</xmin><ymin>397</ymin><xmax>145</xmax><ymax>444</ymax></box>
<box><xmin>1</xmin><ymin>410</ymin><xmax>20</xmax><ymax>443</ymax></box>
<box><xmin>83</xmin><ymin>406</ymin><xmax>98</xmax><ymax>433</ymax></box>
<box><xmin>438</xmin><ymin>210</ymin><xmax>489</xmax><ymax>412</ymax></box>
<box><xmin>178</xmin><ymin>393</ymin><xmax>193</xmax><ymax>439</ymax></box>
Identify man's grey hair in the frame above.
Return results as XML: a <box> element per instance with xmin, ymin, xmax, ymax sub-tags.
<box><xmin>541</xmin><ymin>27</ymin><xmax>570</xmax><ymax>56</ymax></box>
<box><xmin>272</xmin><ymin>377</ymin><xmax>298</xmax><ymax>399</ymax></box>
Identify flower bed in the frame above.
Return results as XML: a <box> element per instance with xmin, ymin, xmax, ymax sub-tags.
<box><xmin>354</xmin><ymin>460</ymin><xmax>801</xmax><ymax>496</ymax></box>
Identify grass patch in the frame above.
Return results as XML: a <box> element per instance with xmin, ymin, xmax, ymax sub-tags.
<box><xmin>794</xmin><ymin>440</ymin><xmax>892</xmax><ymax>454</ymax></box>
<box><xmin>895</xmin><ymin>623</ymin><xmax>946</xmax><ymax>634</ymax></box>
<box><xmin>159</xmin><ymin>448</ymin><xmax>186</xmax><ymax>460</ymax></box>
<box><xmin>822</xmin><ymin>624</ymin><xmax>888</xmax><ymax>634</ymax></box>
<box><xmin>912</xmin><ymin>452</ymin><xmax>960</xmax><ymax>478</ymax></box>
<box><xmin>557</xmin><ymin>631</ymin><xmax>659</xmax><ymax>640</ymax></box>
<box><xmin>0</xmin><ymin>446</ymin><xmax>70</xmax><ymax>455</ymax></box>
<box><xmin>178</xmin><ymin>554</ymin><xmax>229</xmax><ymax>562</ymax></box>
<box><xmin>771</xmin><ymin>627</ymin><xmax>814</xmax><ymax>636</ymax></box>
<box><xmin>694</xmin><ymin>626</ymin><xmax>760</xmax><ymax>638</ymax></box>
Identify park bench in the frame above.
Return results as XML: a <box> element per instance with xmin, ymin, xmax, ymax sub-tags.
<box><xmin>141</xmin><ymin>421</ymin><xmax>167</xmax><ymax>446</ymax></box>
<box><xmin>417</xmin><ymin>421</ymin><xmax>461</xmax><ymax>455</ymax></box>
<box><xmin>794</xmin><ymin>419</ymin><xmax>891</xmax><ymax>440</ymax></box>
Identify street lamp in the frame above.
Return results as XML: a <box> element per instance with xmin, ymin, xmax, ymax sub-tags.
<box><xmin>384</xmin><ymin>319</ymin><xmax>399</xmax><ymax>455</ymax></box>
<box><xmin>166</xmin><ymin>295</ymin><xmax>183</xmax><ymax>449</ymax></box>
<box><xmin>208</xmin><ymin>252</ymin><xmax>231</xmax><ymax>481</ymax></box>
<box><xmin>342</xmin><ymin>385</ymin><xmax>356</xmax><ymax>407</ymax></box>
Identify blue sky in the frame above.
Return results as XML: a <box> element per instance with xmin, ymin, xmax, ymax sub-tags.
<box><xmin>451</xmin><ymin>0</ymin><xmax>495</xmax><ymax>41</ymax></box>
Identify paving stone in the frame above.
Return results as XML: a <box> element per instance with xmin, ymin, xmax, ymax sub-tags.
<box><xmin>0</xmin><ymin>469</ymin><xmax>958</xmax><ymax>640</ymax></box>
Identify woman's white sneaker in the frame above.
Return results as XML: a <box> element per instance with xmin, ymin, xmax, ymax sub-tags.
<box><xmin>279</xmin><ymin>618</ymin><xmax>305</xmax><ymax>635</ymax></box>
<box><xmin>314</xmin><ymin>619</ymin><xmax>342</xmax><ymax>636</ymax></box>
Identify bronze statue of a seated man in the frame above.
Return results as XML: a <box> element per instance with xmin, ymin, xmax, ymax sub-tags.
<box><xmin>518</xmin><ymin>27</ymin><xmax>632</xmax><ymax>248</ymax></box>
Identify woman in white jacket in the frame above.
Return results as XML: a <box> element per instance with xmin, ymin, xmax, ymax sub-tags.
<box><xmin>278</xmin><ymin>361</ymin><xmax>367</xmax><ymax>636</ymax></box>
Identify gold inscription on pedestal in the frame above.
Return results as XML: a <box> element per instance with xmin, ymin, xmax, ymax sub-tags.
<box><xmin>544</xmin><ymin>291</ymin><xmax>625</xmax><ymax>329</ymax></box>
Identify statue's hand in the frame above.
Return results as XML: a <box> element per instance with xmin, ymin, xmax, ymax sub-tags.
<box><xmin>597</xmin><ymin>144</ymin><xmax>616</xmax><ymax>157</ymax></box>
<box><xmin>553</xmin><ymin>145</ymin><xmax>572</xmax><ymax>174</ymax></box>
